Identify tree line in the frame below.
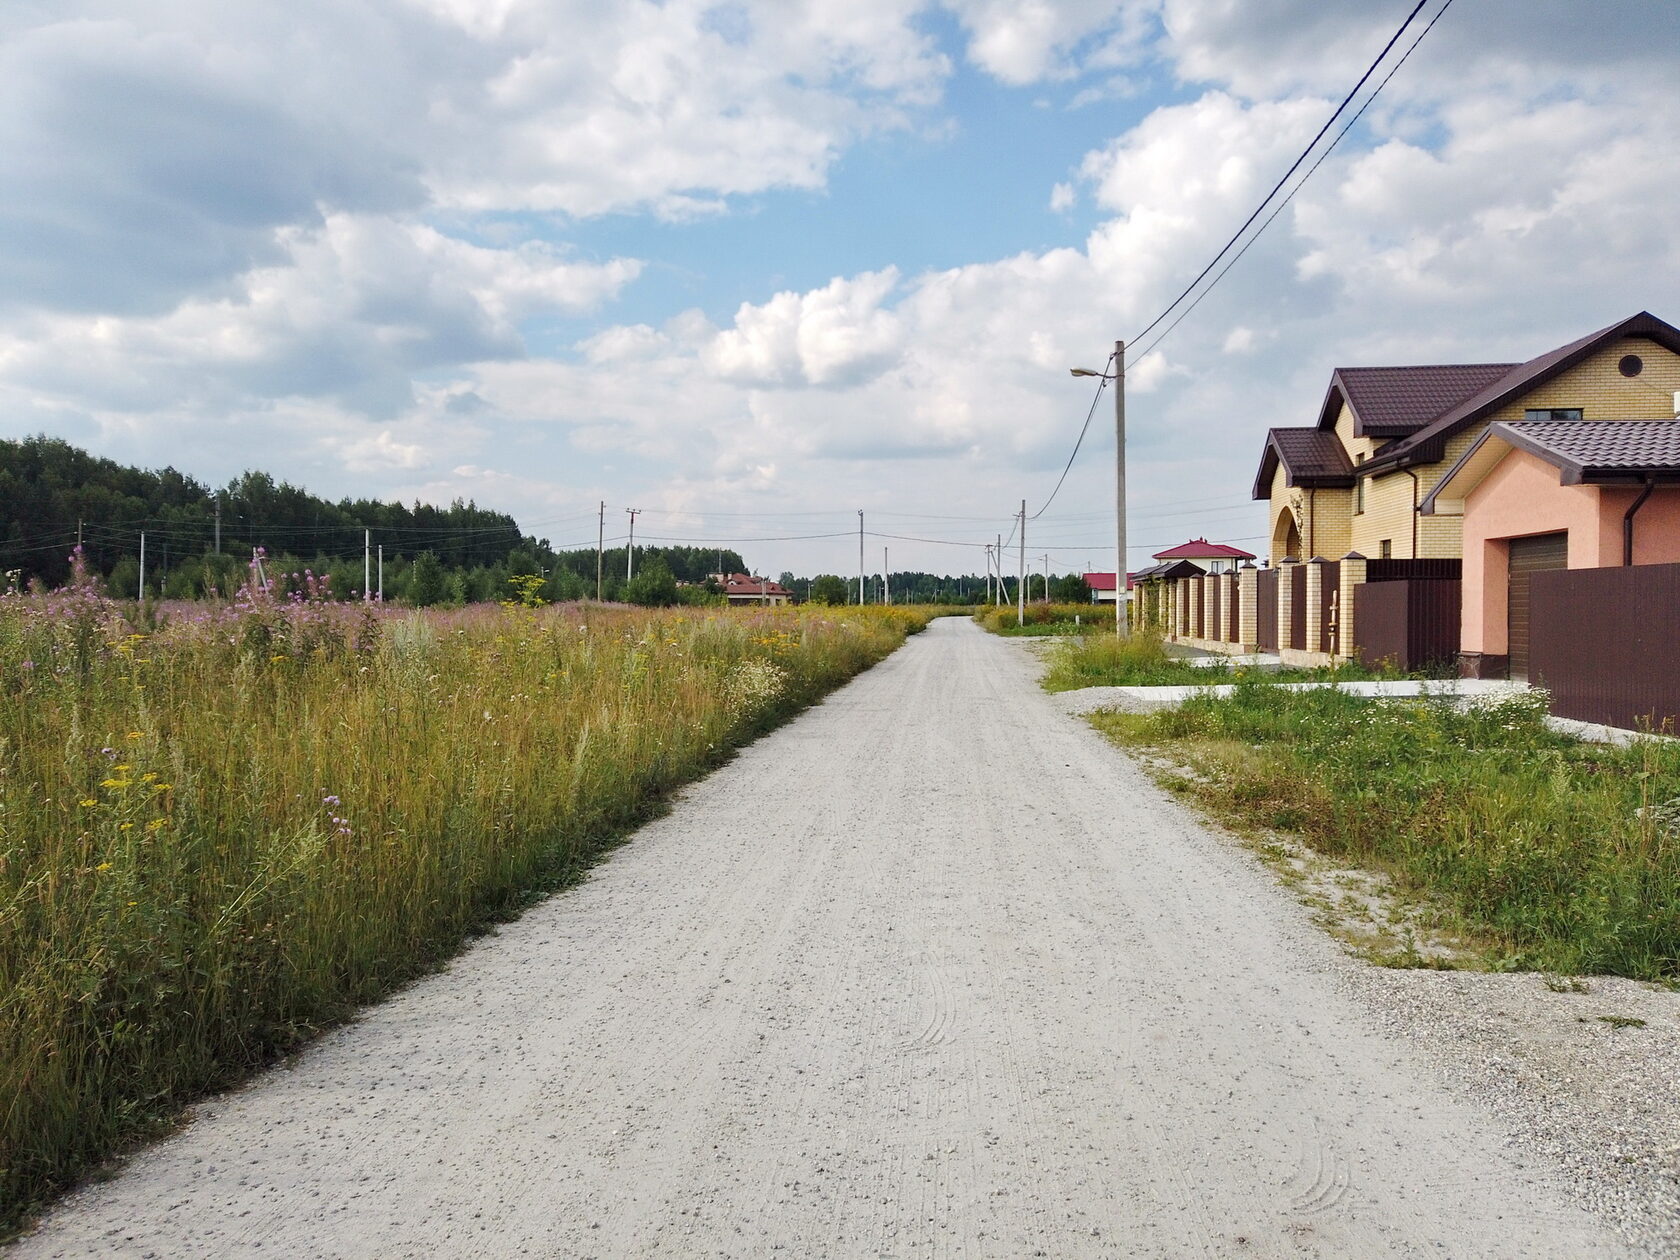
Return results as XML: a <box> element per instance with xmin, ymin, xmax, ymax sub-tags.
<box><xmin>1</xmin><ymin>436</ymin><xmax>1095</xmax><ymax>607</ymax></box>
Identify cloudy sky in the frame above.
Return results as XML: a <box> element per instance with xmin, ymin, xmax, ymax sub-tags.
<box><xmin>3</xmin><ymin>0</ymin><xmax>1678</xmax><ymax>578</ymax></box>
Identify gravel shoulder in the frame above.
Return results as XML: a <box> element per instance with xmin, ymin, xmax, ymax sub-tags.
<box><xmin>12</xmin><ymin>619</ymin><xmax>1656</xmax><ymax>1258</ymax></box>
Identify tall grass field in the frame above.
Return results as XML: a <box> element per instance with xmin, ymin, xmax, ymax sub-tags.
<box><xmin>0</xmin><ymin>558</ymin><xmax>935</xmax><ymax>1230</ymax></box>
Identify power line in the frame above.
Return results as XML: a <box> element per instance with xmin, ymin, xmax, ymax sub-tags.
<box><xmin>1132</xmin><ymin>0</ymin><xmax>1456</xmax><ymax>364</ymax></box>
<box><xmin>1032</xmin><ymin>354</ymin><xmax>1113</xmax><ymax>519</ymax></box>
<box><xmin>1128</xmin><ymin>0</ymin><xmax>1435</xmax><ymax>349</ymax></box>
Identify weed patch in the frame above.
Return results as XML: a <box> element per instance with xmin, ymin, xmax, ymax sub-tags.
<box><xmin>1092</xmin><ymin>686</ymin><xmax>1680</xmax><ymax>981</ymax></box>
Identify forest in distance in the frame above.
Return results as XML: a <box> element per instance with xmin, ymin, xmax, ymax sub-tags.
<box><xmin>0</xmin><ymin>436</ymin><xmax>1090</xmax><ymax>606</ymax></box>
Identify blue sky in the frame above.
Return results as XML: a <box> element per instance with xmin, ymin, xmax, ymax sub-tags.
<box><xmin>2</xmin><ymin>0</ymin><xmax>1678</xmax><ymax>577</ymax></box>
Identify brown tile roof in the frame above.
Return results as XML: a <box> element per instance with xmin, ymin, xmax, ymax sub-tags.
<box><xmin>1328</xmin><ymin>364</ymin><xmax>1516</xmax><ymax>437</ymax></box>
<box><xmin>1364</xmin><ymin>311</ymin><xmax>1680</xmax><ymax>472</ymax></box>
<box><xmin>1491</xmin><ymin>419</ymin><xmax>1680</xmax><ymax>483</ymax></box>
<box><xmin>1252</xmin><ymin>427</ymin><xmax>1355</xmax><ymax>499</ymax></box>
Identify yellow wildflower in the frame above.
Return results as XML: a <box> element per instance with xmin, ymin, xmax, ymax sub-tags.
<box><xmin>95</xmin><ymin>862</ymin><xmax>112</xmax><ymax>872</ymax></box>
<box><xmin>79</xmin><ymin>798</ymin><xmax>98</xmax><ymax>808</ymax></box>
<box><xmin>126</xmin><ymin>731</ymin><xmax>142</xmax><ymax>740</ymax></box>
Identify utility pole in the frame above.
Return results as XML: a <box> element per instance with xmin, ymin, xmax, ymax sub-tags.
<box><xmin>364</xmin><ymin>529</ymin><xmax>371</xmax><ymax>601</ymax></box>
<box><xmin>77</xmin><ymin>519</ymin><xmax>83</xmax><ymax>548</ymax></box>
<box><xmin>857</xmin><ymin>510</ymin><xmax>865</xmax><ymax>605</ymax></box>
<box><xmin>1017</xmin><ymin>500</ymin><xmax>1026</xmax><ymax>627</ymax></box>
<box><xmin>883</xmin><ymin>548</ymin><xmax>890</xmax><ymax>606</ymax></box>
<box><xmin>625</xmin><ymin>508</ymin><xmax>640</xmax><ymax>580</ymax></box>
<box><xmin>984</xmin><ymin>544</ymin><xmax>993</xmax><ymax>605</ymax></box>
<box><xmin>1040</xmin><ymin>553</ymin><xmax>1051</xmax><ymax>603</ymax></box>
<box><xmin>138</xmin><ymin>530</ymin><xmax>146</xmax><ymax>601</ymax></box>
<box><xmin>596</xmin><ymin>501</ymin><xmax>604</xmax><ymax>600</ymax></box>
<box><xmin>1114</xmin><ymin>340</ymin><xmax>1129</xmax><ymax>638</ymax></box>
<box><xmin>214</xmin><ymin>495</ymin><xmax>221</xmax><ymax>555</ymax></box>
<box><xmin>377</xmin><ymin>545</ymin><xmax>384</xmax><ymax>601</ymax></box>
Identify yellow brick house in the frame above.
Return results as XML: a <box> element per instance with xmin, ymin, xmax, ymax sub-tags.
<box><xmin>1253</xmin><ymin>311</ymin><xmax>1680</xmax><ymax>564</ymax></box>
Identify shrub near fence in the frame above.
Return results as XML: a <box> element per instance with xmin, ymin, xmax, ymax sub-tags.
<box><xmin>0</xmin><ymin>560</ymin><xmax>935</xmax><ymax>1231</ymax></box>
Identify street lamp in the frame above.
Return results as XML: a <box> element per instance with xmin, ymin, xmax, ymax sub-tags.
<box><xmin>1069</xmin><ymin>339</ymin><xmax>1128</xmax><ymax>638</ymax></box>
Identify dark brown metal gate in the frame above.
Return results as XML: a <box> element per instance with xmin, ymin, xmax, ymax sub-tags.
<box><xmin>1316</xmin><ymin>561</ymin><xmax>1339</xmax><ymax>653</ymax></box>
<box><xmin>1531</xmin><ymin>563</ymin><xmax>1680</xmax><ymax>732</ymax></box>
<box><xmin>1256</xmin><ymin>569</ymin><xmax>1278</xmax><ymax>651</ymax></box>
<box><xmin>1508</xmin><ymin>533</ymin><xmax>1568</xmax><ymax>682</ymax></box>
<box><xmin>1354</xmin><ymin>580</ymin><xmax>1462</xmax><ymax>671</ymax></box>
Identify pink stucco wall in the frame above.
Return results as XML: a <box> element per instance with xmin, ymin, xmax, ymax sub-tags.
<box><xmin>1461</xmin><ymin>448</ymin><xmax>1680</xmax><ymax>655</ymax></box>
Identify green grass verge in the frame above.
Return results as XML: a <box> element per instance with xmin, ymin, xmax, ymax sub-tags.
<box><xmin>1039</xmin><ymin>630</ymin><xmax>1390</xmax><ymax>691</ymax></box>
<box><xmin>1091</xmin><ymin>684</ymin><xmax>1680</xmax><ymax>979</ymax></box>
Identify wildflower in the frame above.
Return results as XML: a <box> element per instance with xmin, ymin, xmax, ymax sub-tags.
<box><xmin>141</xmin><ymin>772</ymin><xmax>157</xmax><ymax>782</ymax></box>
<box><xmin>322</xmin><ymin>795</ymin><xmax>340</xmax><ymax>806</ymax></box>
<box><xmin>79</xmin><ymin>798</ymin><xmax>98</xmax><ymax>808</ymax></box>
<box><xmin>95</xmin><ymin>862</ymin><xmax>112</xmax><ymax>872</ymax></box>
<box><xmin>126</xmin><ymin>731</ymin><xmax>142</xmax><ymax>740</ymax></box>
<box><xmin>119</xmin><ymin>822</ymin><xmax>134</xmax><ymax>831</ymax></box>
<box><xmin>152</xmin><ymin>783</ymin><xmax>171</xmax><ymax>792</ymax></box>
<box><xmin>146</xmin><ymin>819</ymin><xmax>166</xmax><ymax>832</ymax></box>
<box><xmin>100</xmin><ymin>778</ymin><xmax>131</xmax><ymax>789</ymax></box>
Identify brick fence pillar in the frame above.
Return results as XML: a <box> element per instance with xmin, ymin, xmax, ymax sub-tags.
<box><xmin>1306</xmin><ymin>557</ymin><xmax>1326</xmax><ymax>654</ymax></box>
<box><xmin>1277</xmin><ymin>558</ymin><xmax>1298</xmax><ymax>651</ymax></box>
<box><xmin>1338</xmin><ymin>552</ymin><xmax>1367</xmax><ymax>662</ymax></box>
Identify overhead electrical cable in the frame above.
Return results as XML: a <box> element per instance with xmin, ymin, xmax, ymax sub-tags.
<box><xmin>1127</xmin><ymin>0</ymin><xmax>1435</xmax><ymax>349</ymax></box>
<box><xmin>1131</xmin><ymin>0</ymin><xmax>1457</xmax><ymax>364</ymax></box>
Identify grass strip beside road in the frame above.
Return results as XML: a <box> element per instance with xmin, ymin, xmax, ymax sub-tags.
<box><xmin>1092</xmin><ymin>684</ymin><xmax>1680</xmax><ymax>981</ymax></box>
<box><xmin>0</xmin><ymin>573</ymin><xmax>940</xmax><ymax>1234</ymax></box>
<box><xmin>1037</xmin><ymin>629</ymin><xmax>1386</xmax><ymax>691</ymax></box>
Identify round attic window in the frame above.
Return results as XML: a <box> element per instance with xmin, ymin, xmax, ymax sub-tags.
<box><xmin>1619</xmin><ymin>353</ymin><xmax>1644</xmax><ymax>377</ymax></box>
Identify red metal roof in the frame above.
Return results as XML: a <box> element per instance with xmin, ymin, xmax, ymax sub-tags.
<box><xmin>1151</xmin><ymin>538</ymin><xmax>1257</xmax><ymax>561</ymax></box>
<box><xmin>722</xmin><ymin>573</ymin><xmax>789</xmax><ymax>595</ymax></box>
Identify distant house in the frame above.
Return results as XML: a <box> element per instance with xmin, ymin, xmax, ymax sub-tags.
<box><xmin>1422</xmin><ymin>419</ymin><xmax>1680</xmax><ymax>680</ymax></box>
<box><xmin>1083</xmin><ymin>572</ymin><xmax>1123</xmax><ymax>604</ymax></box>
<box><xmin>720</xmin><ymin>573</ymin><xmax>791</xmax><ymax>606</ymax></box>
<box><xmin>1150</xmin><ymin>538</ymin><xmax>1255</xmax><ymax>574</ymax></box>
<box><xmin>1085</xmin><ymin>561</ymin><xmax>1204</xmax><ymax>604</ymax></box>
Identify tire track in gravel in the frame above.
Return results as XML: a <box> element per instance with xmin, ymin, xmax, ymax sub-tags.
<box><xmin>12</xmin><ymin>618</ymin><xmax>1641</xmax><ymax>1258</ymax></box>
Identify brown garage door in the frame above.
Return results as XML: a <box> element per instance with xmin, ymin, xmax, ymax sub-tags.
<box><xmin>1508</xmin><ymin>532</ymin><xmax>1568</xmax><ymax>682</ymax></box>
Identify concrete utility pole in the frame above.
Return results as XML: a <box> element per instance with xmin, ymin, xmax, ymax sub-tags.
<box><xmin>1017</xmin><ymin>500</ymin><xmax>1026</xmax><ymax>627</ymax></box>
<box><xmin>995</xmin><ymin>533</ymin><xmax>1003</xmax><ymax>605</ymax></box>
<box><xmin>857</xmin><ymin>511</ymin><xmax>865</xmax><ymax>605</ymax></box>
<box><xmin>1071</xmin><ymin>341</ymin><xmax>1129</xmax><ymax>638</ymax></box>
<box><xmin>625</xmin><ymin>508</ymin><xmax>640</xmax><ymax>581</ymax></box>
<box><xmin>214</xmin><ymin>495</ymin><xmax>221</xmax><ymax>555</ymax></box>
<box><xmin>138</xmin><ymin>531</ymin><xmax>146</xmax><ymax>601</ymax></box>
<box><xmin>377</xmin><ymin>545</ymin><xmax>384</xmax><ymax>602</ymax></box>
<box><xmin>1040</xmin><ymin>553</ymin><xmax>1051</xmax><ymax>602</ymax></box>
<box><xmin>984</xmin><ymin>544</ymin><xmax>993</xmax><ymax>605</ymax></box>
<box><xmin>596</xmin><ymin>501</ymin><xmax>604</xmax><ymax>600</ymax></box>
<box><xmin>1115</xmin><ymin>340</ymin><xmax>1128</xmax><ymax>638</ymax></box>
<box><xmin>883</xmin><ymin>548</ymin><xmax>890</xmax><ymax>606</ymax></box>
<box><xmin>364</xmin><ymin>529</ymin><xmax>371</xmax><ymax>601</ymax></box>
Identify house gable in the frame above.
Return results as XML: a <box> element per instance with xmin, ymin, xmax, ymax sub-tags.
<box><xmin>1363</xmin><ymin>311</ymin><xmax>1680</xmax><ymax>473</ymax></box>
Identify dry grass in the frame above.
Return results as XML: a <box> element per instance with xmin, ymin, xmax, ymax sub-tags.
<box><xmin>0</xmin><ymin>559</ymin><xmax>937</xmax><ymax>1229</ymax></box>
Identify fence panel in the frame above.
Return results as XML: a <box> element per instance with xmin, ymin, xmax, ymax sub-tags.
<box><xmin>1366</xmin><ymin>558</ymin><xmax>1462</xmax><ymax>583</ymax></box>
<box><xmin>1354</xmin><ymin>580</ymin><xmax>1461</xmax><ymax>671</ymax></box>
<box><xmin>1317</xmin><ymin>561</ymin><xmax>1340</xmax><ymax>653</ymax></box>
<box><xmin>1531</xmin><ymin>563</ymin><xmax>1680</xmax><ymax>732</ymax></box>
<box><xmin>1256</xmin><ymin>570</ymin><xmax>1278</xmax><ymax>651</ymax></box>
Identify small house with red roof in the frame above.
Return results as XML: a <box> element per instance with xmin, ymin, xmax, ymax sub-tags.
<box><xmin>721</xmin><ymin>573</ymin><xmax>791</xmax><ymax>606</ymax></box>
<box><xmin>1150</xmin><ymin>538</ymin><xmax>1255</xmax><ymax>575</ymax></box>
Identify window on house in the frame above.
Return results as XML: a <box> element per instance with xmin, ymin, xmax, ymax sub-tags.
<box><xmin>1380</xmin><ymin>539</ymin><xmax>1393</xmax><ymax>559</ymax></box>
<box><xmin>1354</xmin><ymin>454</ymin><xmax>1365</xmax><ymax>513</ymax></box>
<box><xmin>1523</xmin><ymin>408</ymin><xmax>1583</xmax><ymax>421</ymax></box>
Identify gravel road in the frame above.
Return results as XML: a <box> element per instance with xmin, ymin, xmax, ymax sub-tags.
<box><xmin>14</xmin><ymin>618</ymin><xmax>1647</xmax><ymax>1258</ymax></box>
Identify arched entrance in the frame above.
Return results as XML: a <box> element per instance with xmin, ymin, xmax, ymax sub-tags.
<box><xmin>1272</xmin><ymin>508</ymin><xmax>1301</xmax><ymax>563</ymax></box>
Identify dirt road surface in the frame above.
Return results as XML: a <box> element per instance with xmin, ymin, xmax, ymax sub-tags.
<box><xmin>15</xmin><ymin>619</ymin><xmax>1637</xmax><ymax>1258</ymax></box>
